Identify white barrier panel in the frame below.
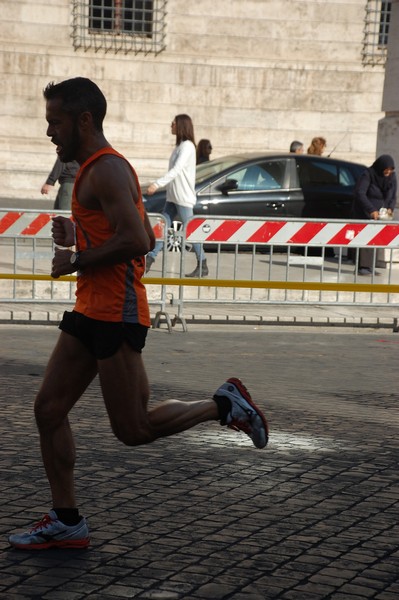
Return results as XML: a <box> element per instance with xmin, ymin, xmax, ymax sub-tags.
<box><xmin>185</xmin><ymin>217</ymin><xmax>399</xmax><ymax>248</ymax></box>
<box><xmin>0</xmin><ymin>210</ymin><xmax>67</xmax><ymax>237</ymax></box>
<box><xmin>0</xmin><ymin>210</ymin><xmax>167</xmax><ymax>240</ymax></box>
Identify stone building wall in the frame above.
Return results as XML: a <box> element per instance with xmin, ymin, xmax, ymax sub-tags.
<box><xmin>0</xmin><ymin>0</ymin><xmax>385</xmax><ymax>204</ymax></box>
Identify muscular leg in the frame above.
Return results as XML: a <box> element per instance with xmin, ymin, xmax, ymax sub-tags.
<box><xmin>99</xmin><ymin>343</ymin><xmax>218</xmax><ymax>446</ymax></box>
<box><xmin>34</xmin><ymin>332</ymin><xmax>98</xmax><ymax>507</ymax></box>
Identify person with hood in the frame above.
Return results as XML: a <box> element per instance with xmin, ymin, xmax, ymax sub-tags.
<box><xmin>352</xmin><ymin>154</ymin><xmax>396</xmax><ymax>275</ymax></box>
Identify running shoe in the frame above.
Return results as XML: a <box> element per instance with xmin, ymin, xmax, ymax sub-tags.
<box><xmin>214</xmin><ymin>377</ymin><xmax>269</xmax><ymax>449</ymax></box>
<box><xmin>9</xmin><ymin>510</ymin><xmax>90</xmax><ymax>550</ymax></box>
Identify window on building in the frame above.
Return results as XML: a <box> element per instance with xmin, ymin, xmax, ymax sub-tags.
<box><xmin>89</xmin><ymin>0</ymin><xmax>153</xmax><ymax>36</ymax></box>
<box><xmin>72</xmin><ymin>0</ymin><xmax>167</xmax><ymax>54</ymax></box>
<box><xmin>362</xmin><ymin>1</ymin><xmax>392</xmax><ymax>66</ymax></box>
<box><xmin>379</xmin><ymin>0</ymin><xmax>391</xmax><ymax>46</ymax></box>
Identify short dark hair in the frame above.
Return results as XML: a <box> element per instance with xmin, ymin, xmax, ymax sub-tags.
<box><xmin>43</xmin><ymin>77</ymin><xmax>107</xmax><ymax>132</ymax></box>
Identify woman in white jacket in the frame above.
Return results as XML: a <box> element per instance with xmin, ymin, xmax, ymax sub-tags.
<box><xmin>145</xmin><ymin>114</ymin><xmax>208</xmax><ymax>277</ymax></box>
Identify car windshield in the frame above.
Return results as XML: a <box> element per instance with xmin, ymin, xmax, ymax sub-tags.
<box><xmin>196</xmin><ymin>156</ymin><xmax>246</xmax><ymax>184</ymax></box>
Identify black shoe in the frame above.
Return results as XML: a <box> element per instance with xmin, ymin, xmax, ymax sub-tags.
<box><xmin>357</xmin><ymin>268</ymin><xmax>381</xmax><ymax>276</ymax></box>
<box><xmin>186</xmin><ymin>259</ymin><xmax>209</xmax><ymax>278</ymax></box>
<box><xmin>357</xmin><ymin>267</ymin><xmax>372</xmax><ymax>276</ymax></box>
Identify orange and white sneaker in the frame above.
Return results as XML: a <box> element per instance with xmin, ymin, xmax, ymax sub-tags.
<box><xmin>9</xmin><ymin>510</ymin><xmax>90</xmax><ymax>550</ymax></box>
<box><xmin>214</xmin><ymin>377</ymin><xmax>269</xmax><ymax>449</ymax></box>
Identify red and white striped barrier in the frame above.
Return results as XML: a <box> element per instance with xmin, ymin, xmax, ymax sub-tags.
<box><xmin>2</xmin><ymin>211</ymin><xmax>399</xmax><ymax>248</ymax></box>
<box><xmin>0</xmin><ymin>211</ymin><xmax>68</xmax><ymax>237</ymax></box>
<box><xmin>186</xmin><ymin>217</ymin><xmax>399</xmax><ymax>247</ymax></box>
<box><xmin>0</xmin><ymin>210</ymin><xmax>167</xmax><ymax>240</ymax></box>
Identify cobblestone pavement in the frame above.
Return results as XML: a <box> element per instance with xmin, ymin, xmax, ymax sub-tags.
<box><xmin>0</xmin><ymin>324</ymin><xmax>398</xmax><ymax>600</ymax></box>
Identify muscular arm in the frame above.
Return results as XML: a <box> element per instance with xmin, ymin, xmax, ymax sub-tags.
<box><xmin>143</xmin><ymin>210</ymin><xmax>156</xmax><ymax>251</ymax></box>
<box><xmin>81</xmin><ymin>158</ymin><xmax>152</xmax><ymax>265</ymax></box>
<box><xmin>52</xmin><ymin>155</ymin><xmax>153</xmax><ymax>277</ymax></box>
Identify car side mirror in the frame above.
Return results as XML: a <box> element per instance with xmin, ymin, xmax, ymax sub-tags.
<box><xmin>217</xmin><ymin>178</ymin><xmax>238</xmax><ymax>195</ymax></box>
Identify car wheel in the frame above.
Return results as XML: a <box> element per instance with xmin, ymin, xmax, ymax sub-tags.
<box><xmin>166</xmin><ymin>221</ymin><xmax>194</xmax><ymax>253</ymax></box>
<box><xmin>166</xmin><ymin>221</ymin><xmax>183</xmax><ymax>252</ymax></box>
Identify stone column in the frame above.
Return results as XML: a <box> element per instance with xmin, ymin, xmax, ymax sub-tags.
<box><xmin>376</xmin><ymin>0</ymin><xmax>399</xmax><ymax>264</ymax></box>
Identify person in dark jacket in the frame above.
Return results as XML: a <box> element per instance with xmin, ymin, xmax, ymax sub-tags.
<box><xmin>352</xmin><ymin>154</ymin><xmax>396</xmax><ymax>275</ymax></box>
<box><xmin>41</xmin><ymin>158</ymin><xmax>79</xmax><ymax>209</ymax></box>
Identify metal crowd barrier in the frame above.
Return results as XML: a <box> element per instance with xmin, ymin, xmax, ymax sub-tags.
<box><xmin>168</xmin><ymin>215</ymin><xmax>399</xmax><ymax>327</ymax></box>
<box><xmin>1</xmin><ymin>210</ymin><xmax>399</xmax><ymax>332</ymax></box>
<box><xmin>0</xmin><ymin>209</ymin><xmax>169</xmax><ymax>316</ymax></box>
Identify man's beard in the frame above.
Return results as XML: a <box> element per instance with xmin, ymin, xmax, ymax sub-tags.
<box><xmin>61</xmin><ymin>124</ymin><xmax>80</xmax><ymax>162</ymax></box>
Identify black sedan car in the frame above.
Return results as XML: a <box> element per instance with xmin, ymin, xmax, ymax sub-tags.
<box><xmin>143</xmin><ymin>152</ymin><xmax>366</xmax><ymax>250</ymax></box>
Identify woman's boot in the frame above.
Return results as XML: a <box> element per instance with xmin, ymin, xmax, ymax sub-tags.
<box><xmin>185</xmin><ymin>259</ymin><xmax>209</xmax><ymax>278</ymax></box>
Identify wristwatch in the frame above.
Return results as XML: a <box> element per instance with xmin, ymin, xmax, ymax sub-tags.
<box><xmin>70</xmin><ymin>251</ymin><xmax>81</xmax><ymax>271</ymax></box>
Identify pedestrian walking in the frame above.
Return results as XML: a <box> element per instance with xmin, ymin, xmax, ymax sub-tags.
<box><xmin>41</xmin><ymin>157</ymin><xmax>79</xmax><ymax>209</ymax></box>
<box><xmin>145</xmin><ymin>115</ymin><xmax>209</xmax><ymax>278</ymax></box>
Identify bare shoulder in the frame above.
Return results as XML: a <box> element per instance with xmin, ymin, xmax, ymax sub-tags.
<box><xmin>92</xmin><ymin>153</ymin><xmax>135</xmax><ymax>181</ymax></box>
<box><xmin>78</xmin><ymin>152</ymin><xmax>139</xmax><ymax>211</ymax></box>
<box><xmin>89</xmin><ymin>153</ymin><xmax>138</xmax><ymax>198</ymax></box>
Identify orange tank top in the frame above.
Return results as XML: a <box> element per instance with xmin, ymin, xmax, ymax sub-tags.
<box><xmin>72</xmin><ymin>147</ymin><xmax>150</xmax><ymax>326</ymax></box>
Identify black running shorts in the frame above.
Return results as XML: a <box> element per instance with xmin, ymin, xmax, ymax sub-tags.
<box><xmin>59</xmin><ymin>310</ymin><xmax>148</xmax><ymax>359</ymax></box>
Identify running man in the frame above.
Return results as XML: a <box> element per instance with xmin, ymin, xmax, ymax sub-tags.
<box><xmin>8</xmin><ymin>77</ymin><xmax>268</xmax><ymax>550</ymax></box>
